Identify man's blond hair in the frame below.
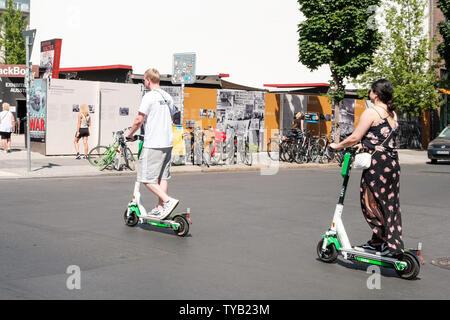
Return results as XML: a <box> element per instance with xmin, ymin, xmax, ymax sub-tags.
<box><xmin>144</xmin><ymin>68</ymin><xmax>160</xmax><ymax>84</ymax></box>
<box><xmin>2</xmin><ymin>102</ymin><xmax>10</xmax><ymax>111</ymax></box>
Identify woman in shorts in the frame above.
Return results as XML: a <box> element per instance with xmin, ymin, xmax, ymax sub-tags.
<box><xmin>74</xmin><ymin>104</ymin><xmax>91</xmax><ymax>159</ymax></box>
<box><xmin>0</xmin><ymin>103</ymin><xmax>16</xmax><ymax>153</ymax></box>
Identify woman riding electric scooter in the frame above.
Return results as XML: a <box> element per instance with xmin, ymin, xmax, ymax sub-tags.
<box><xmin>330</xmin><ymin>79</ymin><xmax>403</xmax><ymax>257</ymax></box>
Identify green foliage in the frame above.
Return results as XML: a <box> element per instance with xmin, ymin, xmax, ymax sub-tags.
<box><xmin>437</xmin><ymin>0</ymin><xmax>450</xmax><ymax>87</ymax></box>
<box><xmin>354</xmin><ymin>0</ymin><xmax>441</xmax><ymax>117</ymax></box>
<box><xmin>0</xmin><ymin>0</ymin><xmax>28</xmax><ymax>64</ymax></box>
<box><xmin>297</xmin><ymin>0</ymin><xmax>382</xmax><ymax>103</ymax></box>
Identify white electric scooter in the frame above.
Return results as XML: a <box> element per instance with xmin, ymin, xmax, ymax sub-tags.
<box><xmin>317</xmin><ymin>147</ymin><xmax>423</xmax><ymax>280</ymax></box>
<box><xmin>123</xmin><ymin>135</ymin><xmax>191</xmax><ymax>237</ymax></box>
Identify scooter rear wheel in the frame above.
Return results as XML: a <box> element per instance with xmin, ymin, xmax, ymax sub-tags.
<box><xmin>317</xmin><ymin>239</ymin><xmax>338</xmax><ymax>263</ymax></box>
<box><xmin>124</xmin><ymin>209</ymin><xmax>139</xmax><ymax>227</ymax></box>
<box><xmin>395</xmin><ymin>252</ymin><xmax>420</xmax><ymax>280</ymax></box>
<box><xmin>173</xmin><ymin>216</ymin><xmax>189</xmax><ymax>237</ymax></box>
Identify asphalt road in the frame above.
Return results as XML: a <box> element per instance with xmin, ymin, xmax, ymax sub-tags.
<box><xmin>0</xmin><ymin>163</ymin><xmax>449</xmax><ymax>300</ymax></box>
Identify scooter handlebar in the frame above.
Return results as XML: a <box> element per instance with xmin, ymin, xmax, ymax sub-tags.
<box><xmin>125</xmin><ymin>134</ymin><xmax>144</xmax><ymax>142</ymax></box>
<box><xmin>328</xmin><ymin>145</ymin><xmax>358</xmax><ymax>153</ymax></box>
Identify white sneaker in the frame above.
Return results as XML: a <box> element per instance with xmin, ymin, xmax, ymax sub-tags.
<box><xmin>149</xmin><ymin>207</ymin><xmax>161</xmax><ymax>216</ymax></box>
<box><xmin>159</xmin><ymin>198</ymin><xmax>179</xmax><ymax>220</ymax></box>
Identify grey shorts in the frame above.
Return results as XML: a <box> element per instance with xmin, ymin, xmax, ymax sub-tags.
<box><xmin>137</xmin><ymin>147</ymin><xmax>172</xmax><ymax>184</ymax></box>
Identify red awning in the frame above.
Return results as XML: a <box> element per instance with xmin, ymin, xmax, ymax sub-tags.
<box><xmin>59</xmin><ymin>65</ymin><xmax>133</xmax><ymax>72</ymax></box>
<box><xmin>263</xmin><ymin>83</ymin><xmax>329</xmax><ymax>88</ymax></box>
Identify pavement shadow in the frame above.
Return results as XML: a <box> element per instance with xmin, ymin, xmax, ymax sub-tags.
<box><xmin>315</xmin><ymin>257</ymin><xmax>409</xmax><ymax>279</ymax></box>
<box><xmin>138</xmin><ymin>223</ymin><xmax>192</xmax><ymax>238</ymax></box>
<box><xmin>33</xmin><ymin>163</ymin><xmax>62</xmax><ymax>172</ymax></box>
<box><xmin>426</xmin><ymin>160</ymin><xmax>450</xmax><ymax>165</ymax></box>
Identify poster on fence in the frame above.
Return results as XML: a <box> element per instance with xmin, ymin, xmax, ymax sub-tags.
<box><xmin>339</xmin><ymin>99</ymin><xmax>355</xmax><ymax>141</ymax></box>
<box><xmin>172</xmin><ymin>125</ymin><xmax>185</xmax><ymax>156</ymax></box>
<box><xmin>171</xmin><ymin>125</ymin><xmax>185</xmax><ymax>165</ymax></box>
<box><xmin>29</xmin><ymin>79</ymin><xmax>47</xmax><ymax>142</ymax></box>
<box><xmin>216</xmin><ymin>90</ymin><xmax>265</xmax><ymax>151</ymax></box>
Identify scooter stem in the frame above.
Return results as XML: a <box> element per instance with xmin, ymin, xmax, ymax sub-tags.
<box><xmin>133</xmin><ymin>181</ymin><xmax>148</xmax><ymax>216</ymax></box>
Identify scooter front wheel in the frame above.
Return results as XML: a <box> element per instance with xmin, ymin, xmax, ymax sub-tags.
<box><xmin>124</xmin><ymin>209</ymin><xmax>139</xmax><ymax>227</ymax></box>
<box><xmin>317</xmin><ymin>238</ymin><xmax>338</xmax><ymax>263</ymax></box>
<box><xmin>395</xmin><ymin>252</ymin><xmax>420</xmax><ymax>280</ymax></box>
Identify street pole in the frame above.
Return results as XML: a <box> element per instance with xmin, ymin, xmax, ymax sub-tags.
<box><xmin>25</xmin><ymin>35</ymin><xmax>31</xmax><ymax>172</ymax></box>
<box><xmin>180</xmin><ymin>83</ymin><xmax>184</xmax><ymax>126</ymax></box>
<box><xmin>22</xmin><ymin>29</ymin><xmax>36</xmax><ymax>173</ymax></box>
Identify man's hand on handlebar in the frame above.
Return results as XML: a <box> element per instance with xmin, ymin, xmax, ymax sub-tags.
<box><xmin>126</xmin><ymin>134</ymin><xmax>135</xmax><ymax>142</ymax></box>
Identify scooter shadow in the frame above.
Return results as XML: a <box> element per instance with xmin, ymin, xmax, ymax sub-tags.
<box><xmin>316</xmin><ymin>257</ymin><xmax>421</xmax><ymax>280</ymax></box>
<box><xmin>137</xmin><ymin>223</ymin><xmax>193</xmax><ymax>238</ymax></box>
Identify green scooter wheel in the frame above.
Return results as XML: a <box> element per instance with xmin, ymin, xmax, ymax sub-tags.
<box><xmin>124</xmin><ymin>209</ymin><xmax>139</xmax><ymax>227</ymax></box>
<box><xmin>317</xmin><ymin>238</ymin><xmax>338</xmax><ymax>263</ymax></box>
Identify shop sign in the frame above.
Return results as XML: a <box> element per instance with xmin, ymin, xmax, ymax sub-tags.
<box><xmin>0</xmin><ymin>64</ymin><xmax>39</xmax><ymax>78</ymax></box>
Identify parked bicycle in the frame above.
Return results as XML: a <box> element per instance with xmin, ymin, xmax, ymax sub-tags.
<box><xmin>267</xmin><ymin>129</ymin><xmax>300</xmax><ymax>162</ymax></box>
<box><xmin>88</xmin><ymin>127</ymin><xmax>136</xmax><ymax>171</ymax></box>
<box><xmin>204</xmin><ymin>125</ymin><xmax>252</xmax><ymax>166</ymax></box>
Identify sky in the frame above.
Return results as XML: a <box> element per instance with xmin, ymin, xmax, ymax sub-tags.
<box><xmin>29</xmin><ymin>0</ymin><xmax>331</xmax><ymax>89</ymax></box>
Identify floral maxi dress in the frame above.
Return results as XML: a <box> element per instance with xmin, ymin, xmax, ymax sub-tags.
<box><xmin>360</xmin><ymin>116</ymin><xmax>403</xmax><ymax>256</ymax></box>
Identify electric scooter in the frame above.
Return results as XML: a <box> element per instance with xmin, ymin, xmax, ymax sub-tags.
<box><xmin>317</xmin><ymin>147</ymin><xmax>423</xmax><ymax>280</ymax></box>
<box><xmin>123</xmin><ymin>135</ymin><xmax>192</xmax><ymax>237</ymax></box>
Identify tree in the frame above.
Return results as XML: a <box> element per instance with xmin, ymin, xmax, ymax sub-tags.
<box><xmin>297</xmin><ymin>0</ymin><xmax>382</xmax><ymax>140</ymax></box>
<box><xmin>437</xmin><ymin>0</ymin><xmax>450</xmax><ymax>88</ymax></box>
<box><xmin>354</xmin><ymin>0</ymin><xmax>441</xmax><ymax>117</ymax></box>
<box><xmin>0</xmin><ymin>0</ymin><xmax>28</xmax><ymax>64</ymax></box>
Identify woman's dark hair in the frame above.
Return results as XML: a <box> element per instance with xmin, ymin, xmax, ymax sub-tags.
<box><xmin>371</xmin><ymin>79</ymin><xmax>395</xmax><ymax>116</ymax></box>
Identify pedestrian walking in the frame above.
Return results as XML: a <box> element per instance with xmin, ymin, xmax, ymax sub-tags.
<box><xmin>74</xmin><ymin>104</ymin><xmax>91</xmax><ymax>159</ymax></box>
<box><xmin>126</xmin><ymin>68</ymin><xmax>179</xmax><ymax>219</ymax></box>
<box><xmin>0</xmin><ymin>103</ymin><xmax>16</xmax><ymax>153</ymax></box>
<box><xmin>330</xmin><ymin>79</ymin><xmax>403</xmax><ymax>257</ymax></box>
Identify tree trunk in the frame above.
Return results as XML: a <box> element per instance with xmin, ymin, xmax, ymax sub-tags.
<box><xmin>330</xmin><ymin>67</ymin><xmax>341</xmax><ymax>143</ymax></box>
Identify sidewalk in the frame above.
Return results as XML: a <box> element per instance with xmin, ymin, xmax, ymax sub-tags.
<box><xmin>0</xmin><ymin>134</ymin><xmax>430</xmax><ymax>180</ymax></box>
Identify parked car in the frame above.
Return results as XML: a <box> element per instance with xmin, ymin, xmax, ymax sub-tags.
<box><xmin>428</xmin><ymin>125</ymin><xmax>450</xmax><ymax>164</ymax></box>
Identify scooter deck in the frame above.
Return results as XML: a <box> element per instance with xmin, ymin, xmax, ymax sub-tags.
<box><xmin>340</xmin><ymin>247</ymin><xmax>406</xmax><ymax>270</ymax></box>
<box><xmin>139</xmin><ymin>211</ymin><xmax>191</xmax><ymax>228</ymax></box>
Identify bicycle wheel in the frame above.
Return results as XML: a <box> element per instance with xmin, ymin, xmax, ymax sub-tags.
<box><xmin>88</xmin><ymin>146</ymin><xmax>112</xmax><ymax>170</ymax></box>
<box><xmin>293</xmin><ymin>143</ymin><xmax>306</xmax><ymax>164</ymax></box>
<box><xmin>280</xmin><ymin>141</ymin><xmax>292</xmax><ymax>162</ymax></box>
<box><xmin>267</xmin><ymin>139</ymin><xmax>280</xmax><ymax>161</ymax></box>
<box><xmin>309</xmin><ymin>144</ymin><xmax>321</xmax><ymax>163</ymax></box>
<box><xmin>124</xmin><ymin>147</ymin><xmax>136</xmax><ymax>171</ymax></box>
<box><xmin>210</xmin><ymin>142</ymin><xmax>222</xmax><ymax>164</ymax></box>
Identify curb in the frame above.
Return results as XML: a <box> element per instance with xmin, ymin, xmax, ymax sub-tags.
<box><xmin>0</xmin><ymin>162</ymin><xmax>340</xmax><ymax>180</ymax></box>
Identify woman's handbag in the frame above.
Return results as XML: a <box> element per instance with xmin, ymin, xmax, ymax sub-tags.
<box><xmin>353</xmin><ymin>129</ymin><xmax>394</xmax><ymax>170</ymax></box>
<box><xmin>353</xmin><ymin>152</ymin><xmax>372</xmax><ymax>169</ymax></box>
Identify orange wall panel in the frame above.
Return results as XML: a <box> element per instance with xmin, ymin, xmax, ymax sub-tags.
<box><xmin>354</xmin><ymin>99</ymin><xmax>366</xmax><ymax>128</ymax></box>
<box><xmin>264</xmin><ymin>93</ymin><xmax>281</xmax><ymax>146</ymax></box>
<box><xmin>183</xmin><ymin>87</ymin><xmax>217</xmax><ymax>130</ymax></box>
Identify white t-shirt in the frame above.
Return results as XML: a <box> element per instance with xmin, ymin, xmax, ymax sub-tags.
<box><xmin>0</xmin><ymin>111</ymin><xmax>13</xmax><ymax>132</ymax></box>
<box><xmin>139</xmin><ymin>88</ymin><xmax>176</xmax><ymax>148</ymax></box>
